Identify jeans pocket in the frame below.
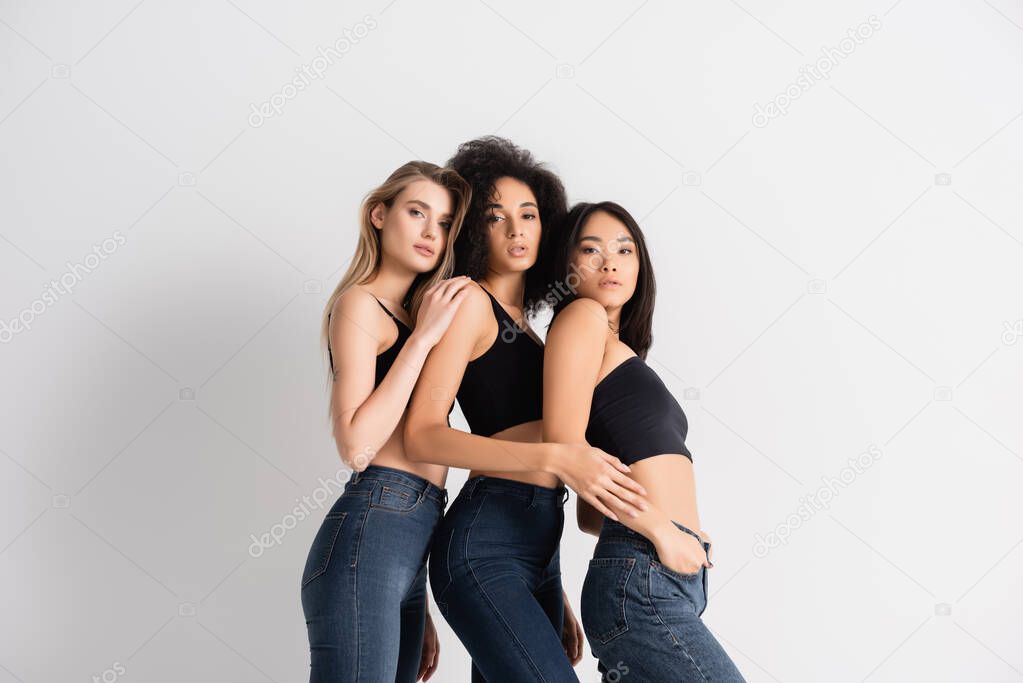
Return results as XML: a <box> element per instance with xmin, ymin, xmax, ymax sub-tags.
<box><xmin>301</xmin><ymin>511</ymin><xmax>348</xmax><ymax>588</ymax></box>
<box><xmin>370</xmin><ymin>482</ymin><xmax>421</xmax><ymax>513</ymax></box>
<box><xmin>581</xmin><ymin>557</ymin><xmax>636</xmax><ymax>645</ymax></box>
<box><xmin>648</xmin><ymin>559</ymin><xmax>704</xmax><ymax>616</ymax></box>
<box><xmin>650</xmin><ymin>558</ymin><xmax>702</xmax><ymax>583</ymax></box>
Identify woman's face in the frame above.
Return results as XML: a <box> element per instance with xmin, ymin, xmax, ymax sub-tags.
<box><xmin>484</xmin><ymin>176</ymin><xmax>541</xmax><ymax>275</ymax></box>
<box><xmin>372</xmin><ymin>179</ymin><xmax>453</xmax><ymax>273</ymax></box>
<box><xmin>569</xmin><ymin>210</ymin><xmax>639</xmax><ymax>309</ymax></box>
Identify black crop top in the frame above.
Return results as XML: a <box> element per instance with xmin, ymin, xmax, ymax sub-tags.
<box><xmin>454</xmin><ymin>285</ymin><xmax>544</xmax><ymax>436</ymax></box>
<box><xmin>329</xmin><ymin>296</ymin><xmax>412</xmax><ymax>387</ymax></box>
<box><xmin>585</xmin><ymin>355</ymin><xmax>693</xmax><ymax>464</ymax></box>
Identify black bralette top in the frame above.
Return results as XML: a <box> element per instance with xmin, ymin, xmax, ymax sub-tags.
<box><xmin>329</xmin><ymin>296</ymin><xmax>412</xmax><ymax>387</ymax></box>
<box><xmin>453</xmin><ymin>285</ymin><xmax>544</xmax><ymax>436</ymax></box>
<box><xmin>585</xmin><ymin>355</ymin><xmax>692</xmax><ymax>464</ymax></box>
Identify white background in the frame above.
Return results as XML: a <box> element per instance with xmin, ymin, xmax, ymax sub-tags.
<box><xmin>2</xmin><ymin>1</ymin><xmax>1022</xmax><ymax>681</ymax></box>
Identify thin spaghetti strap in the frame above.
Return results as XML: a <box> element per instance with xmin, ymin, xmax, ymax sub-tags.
<box><xmin>477</xmin><ymin>283</ymin><xmax>515</xmax><ymax>327</ymax></box>
<box><xmin>476</xmin><ymin>283</ymin><xmax>502</xmax><ymax>314</ymax></box>
<box><xmin>370</xmin><ymin>295</ymin><xmax>400</xmax><ymax>321</ymax></box>
<box><xmin>371</xmin><ymin>294</ymin><xmax>413</xmax><ymax>331</ymax></box>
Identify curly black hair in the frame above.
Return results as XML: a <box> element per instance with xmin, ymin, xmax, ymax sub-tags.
<box><xmin>446</xmin><ymin>136</ymin><xmax>568</xmax><ymax>316</ymax></box>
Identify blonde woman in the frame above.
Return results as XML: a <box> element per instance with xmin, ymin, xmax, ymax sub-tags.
<box><xmin>301</xmin><ymin>161</ymin><xmax>473</xmax><ymax>682</ymax></box>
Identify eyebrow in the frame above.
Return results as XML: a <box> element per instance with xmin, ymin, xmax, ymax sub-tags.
<box><xmin>485</xmin><ymin>201</ymin><xmax>538</xmax><ymax>210</ymax></box>
<box><xmin>579</xmin><ymin>234</ymin><xmax>635</xmax><ymax>243</ymax></box>
<box><xmin>405</xmin><ymin>199</ymin><xmax>452</xmax><ymax>219</ymax></box>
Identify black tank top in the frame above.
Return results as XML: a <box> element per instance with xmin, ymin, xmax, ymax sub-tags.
<box><xmin>454</xmin><ymin>285</ymin><xmax>543</xmax><ymax>436</ymax></box>
<box><xmin>329</xmin><ymin>296</ymin><xmax>412</xmax><ymax>387</ymax></box>
<box><xmin>585</xmin><ymin>355</ymin><xmax>693</xmax><ymax>464</ymax></box>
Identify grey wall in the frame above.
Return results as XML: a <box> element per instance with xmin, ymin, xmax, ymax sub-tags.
<box><xmin>2</xmin><ymin>0</ymin><xmax>1022</xmax><ymax>681</ymax></box>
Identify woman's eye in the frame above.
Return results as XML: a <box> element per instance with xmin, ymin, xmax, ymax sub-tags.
<box><xmin>581</xmin><ymin>246</ymin><xmax>598</xmax><ymax>254</ymax></box>
<box><xmin>410</xmin><ymin>209</ymin><xmax>425</xmax><ymax>218</ymax></box>
<box><xmin>522</xmin><ymin>213</ymin><xmax>537</xmax><ymax>220</ymax></box>
<box><xmin>487</xmin><ymin>214</ymin><xmax>504</xmax><ymax>223</ymax></box>
<box><xmin>440</xmin><ymin>221</ymin><xmax>452</xmax><ymax>230</ymax></box>
<box><xmin>619</xmin><ymin>247</ymin><xmax>633</xmax><ymax>255</ymax></box>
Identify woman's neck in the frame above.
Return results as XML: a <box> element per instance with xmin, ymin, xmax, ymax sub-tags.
<box><xmin>367</xmin><ymin>258</ymin><xmax>417</xmax><ymax>304</ymax></box>
<box><xmin>480</xmin><ymin>272</ymin><xmax>527</xmax><ymax>309</ymax></box>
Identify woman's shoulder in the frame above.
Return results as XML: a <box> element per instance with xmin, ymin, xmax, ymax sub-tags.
<box><xmin>444</xmin><ymin>279</ymin><xmax>500</xmax><ymax>335</ymax></box>
<box><xmin>556</xmin><ymin>296</ymin><xmax>608</xmax><ymax>328</ymax></box>
<box><xmin>331</xmin><ymin>285</ymin><xmax>381</xmax><ymax>323</ymax></box>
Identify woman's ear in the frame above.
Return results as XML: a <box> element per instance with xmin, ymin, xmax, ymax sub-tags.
<box><xmin>370</xmin><ymin>202</ymin><xmax>386</xmax><ymax>229</ymax></box>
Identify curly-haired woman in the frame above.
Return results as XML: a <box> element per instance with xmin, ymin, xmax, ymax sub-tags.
<box><xmin>404</xmin><ymin>138</ymin><xmax>648</xmax><ymax>682</ymax></box>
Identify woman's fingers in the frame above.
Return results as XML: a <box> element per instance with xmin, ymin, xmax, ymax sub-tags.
<box><xmin>573</xmin><ymin>620</ymin><xmax>584</xmax><ymax>662</ymax></box>
<box><xmin>586</xmin><ymin>492</ymin><xmax>619</xmax><ymax>521</ymax></box>
<box><xmin>609</xmin><ymin>480</ymin><xmax>649</xmax><ymax>514</ymax></box>
<box><xmin>610</xmin><ymin>468</ymin><xmax>647</xmax><ymax>497</ymax></box>
<box><xmin>433</xmin><ymin>276</ymin><xmax>460</xmax><ymax>301</ymax></box>
<box><xmin>448</xmin><ymin>282</ymin><xmax>470</xmax><ymax>304</ymax></box>
<box><xmin>428</xmin><ymin>639</ymin><xmax>439</xmax><ymax>679</ymax></box>
<box><xmin>440</xmin><ymin>277</ymin><xmax>472</xmax><ymax>306</ymax></box>
<box><xmin>420</xmin><ymin>640</ymin><xmax>438</xmax><ymax>681</ymax></box>
<box><xmin>599</xmin><ymin>451</ymin><xmax>631</xmax><ymax>473</ymax></box>
<box><xmin>603</xmin><ymin>484</ymin><xmax>645</xmax><ymax>518</ymax></box>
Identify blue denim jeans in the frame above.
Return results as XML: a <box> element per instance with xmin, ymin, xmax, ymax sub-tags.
<box><xmin>581</xmin><ymin>518</ymin><xmax>746</xmax><ymax>682</ymax></box>
<box><xmin>428</xmin><ymin>475</ymin><xmax>578</xmax><ymax>682</ymax></box>
<box><xmin>301</xmin><ymin>465</ymin><xmax>448</xmax><ymax>682</ymax></box>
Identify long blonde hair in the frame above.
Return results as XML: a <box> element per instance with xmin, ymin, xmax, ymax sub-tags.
<box><xmin>321</xmin><ymin>161</ymin><xmax>470</xmax><ymax>386</ymax></box>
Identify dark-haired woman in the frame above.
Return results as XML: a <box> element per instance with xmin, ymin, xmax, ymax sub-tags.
<box><xmin>301</xmin><ymin>161</ymin><xmax>474</xmax><ymax>682</ymax></box>
<box><xmin>543</xmin><ymin>202</ymin><xmax>746</xmax><ymax>681</ymax></box>
<box><xmin>404</xmin><ymin>139</ymin><xmax>649</xmax><ymax>682</ymax></box>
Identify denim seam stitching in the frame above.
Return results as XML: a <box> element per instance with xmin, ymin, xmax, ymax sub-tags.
<box><xmin>646</xmin><ymin>566</ymin><xmax>711</xmax><ymax>683</ymax></box>
<box><xmin>434</xmin><ymin>523</ymin><xmax>456</xmax><ymax>612</ymax></box>
<box><xmin>372</xmin><ymin>484</ymin><xmax>423</xmax><ymax>514</ymax></box>
<box><xmin>590</xmin><ymin>557</ymin><xmax>635</xmax><ymax>644</ymax></box>
<box><xmin>301</xmin><ymin>511</ymin><xmax>348</xmax><ymax>588</ymax></box>
<box><xmin>466</xmin><ymin>565</ymin><xmax>548</xmax><ymax>681</ymax></box>
<box><xmin>650</xmin><ymin>559</ymin><xmax>702</xmax><ymax>582</ymax></box>
<box><xmin>463</xmin><ymin>492</ymin><xmax>548</xmax><ymax>681</ymax></box>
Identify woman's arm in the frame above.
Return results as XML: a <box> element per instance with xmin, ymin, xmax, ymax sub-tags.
<box><xmin>330</xmin><ymin>280</ymin><xmax>469</xmax><ymax>470</ymax></box>
<box><xmin>404</xmin><ymin>284</ymin><xmax>647</xmax><ymax>515</ymax></box>
<box><xmin>542</xmin><ymin>297</ymin><xmax>692</xmax><ymax>543</ymax></box>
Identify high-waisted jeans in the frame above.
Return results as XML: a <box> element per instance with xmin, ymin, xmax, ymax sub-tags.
<box><xmin>300</xmin><ymin>465</ymin><xmax>448</xmax><ymax>682</ymax></box>
<box><xmin>428</xmin><ymin>475</ymin><xmax>579</xmax><ymax>682</ymax></box>
<box><xmin>581</xmin><ymin>518</ymin><xmax>746</xmax><ymax>682</ymax></box>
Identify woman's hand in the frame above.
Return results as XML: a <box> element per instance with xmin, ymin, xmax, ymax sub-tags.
<box><xmin>561</xmin><ymin>589</ymin><xmax>583</xmax><ymax>666</ymax></box>
<box><xmin>548</xmin><ymin>443</ymin><xmax>648</xmax><ymax>520</ymax></box>
<box><xmin>412</xmin><ymin>276</ymin><xmax>474</xmax><ymax>348</ymax></box>
<box><xmin>418</xmin><ymin>611</ymin><xmax>440</xmax><ymax>681</ymax></box>
<box><xmin>653</xmin><ymin>523</ymin><xmax>712</xmax><ymax>576</ymax></box>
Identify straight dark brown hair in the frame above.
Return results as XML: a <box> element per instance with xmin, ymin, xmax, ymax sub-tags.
<box><xmin>549</xmin><ymin>201</ymin><xmax>656</xmax><ymax>359</ymax></box>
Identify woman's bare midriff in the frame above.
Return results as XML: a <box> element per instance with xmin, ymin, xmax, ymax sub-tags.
<box><xmin>358</xmin><ymin>413</ymin><xmax>448</xmax><ymax>489</ymax></box>
<box><xmin>628</xmin><ymin>454</ymin><xmax>701</xmax><ymax>532</ymax></box>
<box><xmin>469</xmin><ymin>419</ymin><xmax>562</xmax><ymax>489</ymax></box>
